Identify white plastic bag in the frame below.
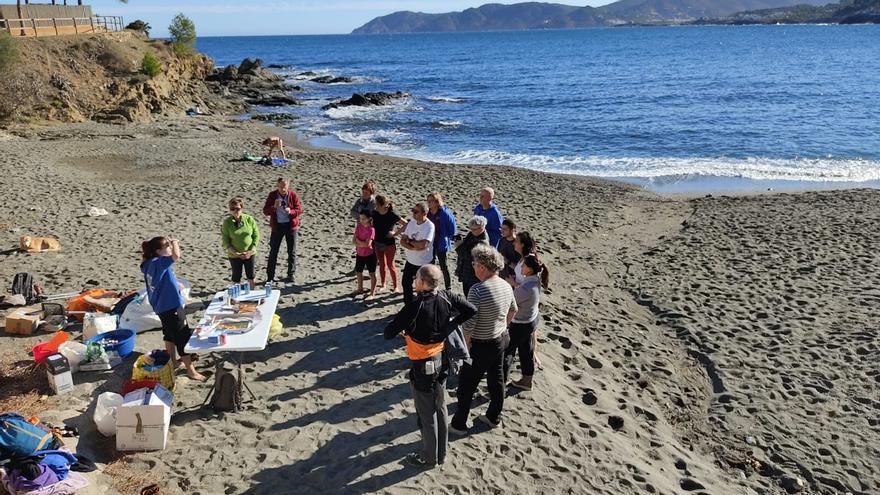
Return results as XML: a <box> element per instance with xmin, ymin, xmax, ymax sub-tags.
<box><xmin>83</xmin><ymin>313</ymin><xmax>117</xmax><ymax>341</ymax></box>
<box><xmin>119</xmin><ymin>290</ymin><xmax>161</xmax><ymax>334</ymax></box>
<box><xmin>58</xmin><ymin>341</ymin><xmax>87</xmax><ymax>373</ymax></box>
<box><xmin>94</xmin><ymin>392</ymin><xmax>123</xmax><ymax>437</ymax></box>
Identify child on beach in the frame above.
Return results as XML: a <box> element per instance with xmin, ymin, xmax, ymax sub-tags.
<box><xmin>353</xmin><ymin>210</ymin><xmax>378</xmax><ymax>300</ymax></box>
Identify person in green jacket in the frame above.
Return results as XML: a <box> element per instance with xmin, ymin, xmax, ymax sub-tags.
<box><xmin>221</xmin><ymin>197</ymin><xmax>261</xmax><ymax>289</ymax></box>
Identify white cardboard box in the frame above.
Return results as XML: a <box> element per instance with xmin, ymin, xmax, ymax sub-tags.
<box><xmin>116</xmin><ymin>385</ymin><xmax>173</xmax><ymax>451</ymax></box>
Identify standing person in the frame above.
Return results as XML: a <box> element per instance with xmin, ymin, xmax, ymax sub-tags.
<box><xmin>505</xmin><ymin>231</ymin><xmax>550</xmax><ymax>371</ymax></box>
<box><xmin>372</xmin><ymin>195</ymin><xmax>407</xmax><ymax>293</ymax></box>
<box><xmin>454</xmin><ymin>216</ymin><xmax>490</xmax><ymax>297</ymax></box>
<box><xmin>400</xmin><ymin>201</ymin><xmax>435</xmax><ymax>304</ymax></box>
<box><xmin>262</xmin><ymin>177</ymin><xmax>303</xmax><ymax>285</ymax></box>
<box><xmin>450</xmin><ymin>245</ymin><xmax>517</xmax><ymax>434</ymax></box>
<box><xmin>140</xmin><ymin>237</ymin><xmax>204</xmax><ymax>381</ymax></box>
<box><xmin>504</xmin><ymin>255</ymin><xmax>547</xmax><ymax>391</ymax></box>
<box><xmin>221</xmin><ymin>198</ymin><xmax>260</xmax><ymax>289</ymax></box>
<box><xmin>353</xmin><ymin>210</ymin><xmax>378</xmax><ymax>301</ymax></box>
<box><xmin>426</xmin><ymin>192</ymin><xmax>457</xmax><ymax>290</ymax></box>
<box><xmin>351</xmin><ymin>180</ymin><xmax>377</xmax><ymax>222</ymax></box>
<box><xmin>473</xmin><ymin>187</ymin><xmax>504</xmax><ymax>248</ymax></box>
<box><xmin>384</xmin><ymin>265</ymin><xmax>477</xmax><ymax>467</ymax></box>
<box><xmin>497</xmin><ymin>219</ymin><xmax>520</xmax><ymax>280</ymax></box>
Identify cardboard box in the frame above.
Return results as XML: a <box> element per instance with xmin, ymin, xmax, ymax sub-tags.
<box><xmin>45</xmin><ymin>353</ymin><xmax>74</xmax><ymax>395</ymax></box>
<box><xmin>116</xmin><ymin>385</ymin><xmax>173</xmax><ymax>451</ymax></box>
<box><xmin>5</xmin><ymin>306</ymin><xmax>42</xmax><ymax>335</ymax></box>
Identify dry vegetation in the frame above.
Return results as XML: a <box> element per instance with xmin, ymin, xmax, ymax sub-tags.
<box><xmin>0</xmin><ymin>346</ymin><xmax>51</xmax><ymax>417</ymax></box>
<box><xmin>104</xmin><ymin>456</ymin><xmax>161</xmax><ymax>495</ymax></box>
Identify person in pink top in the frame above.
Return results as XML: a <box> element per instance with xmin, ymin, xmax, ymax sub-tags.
<box><xmin>353</xmin><ymin>209</ymin><xmax>378</xmax><ymax>301</ymax></box>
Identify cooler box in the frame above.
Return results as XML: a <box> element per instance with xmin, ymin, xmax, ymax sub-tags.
<box><xmin>116</xmin><ymin>385</ymin><xmax>173</xmax><ymax>451</ymax></box>
<box><xmin>45</xmin><ymin>353</ymin><xmax>74</xmax><ymax>395</ymax></box>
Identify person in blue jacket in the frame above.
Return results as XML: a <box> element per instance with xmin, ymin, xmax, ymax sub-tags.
<box><xmin>427</xmin><ymin>192</ymin><xmax>457</xmax><ymax>290</ymax></box>
<box><xmin>140</xmin><ymin>237</ymin><xmax>204</xmax><ymax>381</ymax></box>
<box><xmin>473</xmin><ymin>187</ymin><xmax>504</xmax><ymax>248</ymax></box>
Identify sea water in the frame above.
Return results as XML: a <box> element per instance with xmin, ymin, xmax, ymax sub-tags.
<box><xmin>197</xmin><ymin>25</ymin><xmax>880</xmax><ymax>192</ymax></box>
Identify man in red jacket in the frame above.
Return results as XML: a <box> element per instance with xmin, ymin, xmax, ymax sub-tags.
<box><xmin>263</xmin><ymin>177</ymin><xmax>303</xmax><ymax>284</ymax></box>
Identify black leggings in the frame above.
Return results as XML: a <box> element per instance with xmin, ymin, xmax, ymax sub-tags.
<box><xmin>504</xmin><ymin>318</ymin><xmax>538</xmax><ymax>379</ymax></box>
<box><xmin>157</xmin><ymin>306</ymin><xmax>191</xmax><ymax>358</ymax></box>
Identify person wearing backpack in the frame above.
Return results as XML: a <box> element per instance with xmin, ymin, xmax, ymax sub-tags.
<box><xmin>384</xmin><ymin>265</ymin><xmax>476</xmax><ymax>467</ymax></box>
<box><xmin>140</xmin><ymin>237</ymin><xmax>204</xmax><ymax>381</ymax></box>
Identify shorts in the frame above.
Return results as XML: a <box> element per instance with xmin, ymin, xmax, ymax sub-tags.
<box><xmin>355</xmin><ymin>253</ymin><xmax>377</xmax><ymax>273</ymax></box>
<box><xmin>157</xmin><ymin>306</ymin><xmax>191</xmax><ymax>358</ymax></box>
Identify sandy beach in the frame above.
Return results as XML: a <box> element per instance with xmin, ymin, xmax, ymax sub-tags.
<box><xmin>1</xmin><ymin>117</ymin><xmax>878</xmax><ymax>495</ymax></box>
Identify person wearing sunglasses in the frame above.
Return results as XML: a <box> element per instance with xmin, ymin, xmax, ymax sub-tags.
<box><xmin>221</xmin><ymin>197</ymin><xmax>261</xmax><ymax>289</ymax></box>
<box><xmin>400</xmin><ymin>201</ymin><xmax>435</xmax><ymax>304</ymax></box>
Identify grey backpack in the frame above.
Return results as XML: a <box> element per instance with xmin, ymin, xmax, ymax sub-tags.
<box><xmin>205</xmin><ymin>363</ymin><xmax>242</xmax><ymax>412</ymax></box>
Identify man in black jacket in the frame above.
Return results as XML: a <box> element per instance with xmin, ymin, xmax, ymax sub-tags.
<box><xmin>385</xmin><ymin>264</ymin><xmax>476</xmax><ymax>467</ymax></box>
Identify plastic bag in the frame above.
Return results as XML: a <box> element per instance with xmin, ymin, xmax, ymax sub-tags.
<box><xmin>118</xmin><ymin>291</ymin><xmax>161</xmax><ymax>333</ymax></box>
<box><xmin>83</xmin><ymin>313</ymin><xmax>117</xmax><ymax>341</ymax></box>
<box><xmin>93</xmin><ymin>392</ymin><xmax>123</xmax><ymax>436</ymax></box>
<box><xmin>268</xmin><ymin>314</ymin><xmax>283</xmax><ymax>341</ymax></box>
<box><xmin>58</xmin><ymin>341</ymin><xmax>87</xmax><ymax>373</ymax></box>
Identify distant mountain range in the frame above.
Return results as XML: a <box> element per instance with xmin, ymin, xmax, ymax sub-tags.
<box><xmin>351</xmin><ymin>0</ymin><xmax>854</xmax><ymax>33</ymax></box>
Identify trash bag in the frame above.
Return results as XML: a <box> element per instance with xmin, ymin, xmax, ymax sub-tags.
<box><xmin>58</xmin><ymin>342</ymin><xmax>87</xmax><ymax>373</ymax></box>
<box><xmin>93</xmin><ymin>392</ymin><xmax>123</xmax><ymax>437</ymax></box>
<box><xmin>268</xmin><ymin>314</ymin><xmax>283</xmax><ymax>341</ymax></box>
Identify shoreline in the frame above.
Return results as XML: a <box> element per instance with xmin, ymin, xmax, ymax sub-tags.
<box><xmin>297</xmin><ymin>129</ymin><xmax>880</xmax><ymax>196</ymax></box>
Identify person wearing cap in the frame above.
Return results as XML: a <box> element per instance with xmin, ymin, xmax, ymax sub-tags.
<box><xmin>221</xmin><ymin>197</ymin><xmax>260</xmax><ymax>290</ymax></box>
<box><xmin>400</xmin><ymin>201</ymin><xmax>435</xmax><ymax>304</ymax></box>
<box><xmin>454</xmin><ymin>215</ymin><xmax>490</xmax><ymax>298</ymax></box>
<box><xmin>473</xmin><ymin>187</ymin><xmax>504</xmax><ymax>248</ymax></box>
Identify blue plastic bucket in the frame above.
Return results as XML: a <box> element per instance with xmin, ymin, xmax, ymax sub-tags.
<box><xmin>85</xmin><ymin>329</ymin><xmax>136</xmax><ymax>358</ymax></box>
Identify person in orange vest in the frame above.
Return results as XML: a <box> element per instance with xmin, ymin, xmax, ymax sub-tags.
<box><xmin>384</xmin><ymin>264</ymin><xmax>476</xmax><ymax>467</ymax></box>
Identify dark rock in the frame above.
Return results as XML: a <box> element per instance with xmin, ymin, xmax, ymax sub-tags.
<box><xmin>251</xmin><ymin>113</ymin><xmax>297</xmax><ymax>123</ymax></box>
<box><xmin>321</xmin><ymin>91</ymin><xmax>410</xmax><ymax>111</ymax></box>
<box><xmin>780</xmin><ymin>476</ymin><xmax>806</xmax><ymax>493</ymax></box>
<box><xmin>237</xmin><ymin>58</ymin><xmax>263</xmax><ymax>76</ymax></box>
<box><xmin>266</xmin><ymin>63</ymin><xmax>290</xmax><ymax>69</ymax></box>
<box><xmin>311</xmin><ymin>75</ymin><xmax>354</xmax><ymax>84</ymax></box>
<box><xmin>246</xmin><ymin>94</ymin><xmax>298</xmax><ymax>107</ymax></box>
<box><xmin>298</xmin><ymin>71</ymin><xmax>318</xmax><ymax>77</ymax></box>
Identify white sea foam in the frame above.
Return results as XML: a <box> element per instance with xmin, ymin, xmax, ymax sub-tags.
<box><xmin>427</xmin><ymin>96</ymin><xmax>467</xmax><ymax>103</ymax></box>
<box><xmin>324</xmin><ymin>97</ymin><xmax>420</xmax><ymax>120</ymax></box>
<box><xmin>433</xmin><ymin>120</ymin><xmax>463</xmax><ymax>128</ymax></box>
<box><xmin>407</xmin><ymin>149</ymin><xmax>880</xmax><ymax>183</ymax></box>
<box><xmin>335</xmin><ymin>129</ymin><xmax>412</xmax><ymax>153</ymax></box>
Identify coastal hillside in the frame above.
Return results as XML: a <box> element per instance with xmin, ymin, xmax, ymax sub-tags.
<box><xmin>0</xmin><ymin>31</ymin><xmax>236</xmax><ymax>124</ymax></box>
<box><xmin>351</xmin><ymin>0</ymin><xmax>828</xmax><ymax>33</ymax></box>
<box><xmin>696</xmin><ymin>0</ymin><xmax>880</xmax><ymax>24</ymax></box>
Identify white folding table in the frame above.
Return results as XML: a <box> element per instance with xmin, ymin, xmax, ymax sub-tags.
<box><xmin>185</xmin><ymin>289</ymin><xmax>280</xmax><ymax>406</ymax></box>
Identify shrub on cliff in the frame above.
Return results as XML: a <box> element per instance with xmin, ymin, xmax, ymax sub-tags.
<box><xmin>126</xmin><ymin>20</ymin><xmax>152</xmax><ymax>37</ymax></box>
<box><xmin>141</xmin><ymin>52</ymin><xmax>162</xmax><ymax>77</ymax></box>
<box><xmin>0</xmin><ymin>32</ymin><xmax>19</xmax><ymax>74</ymax></box>
<box><xmin>169</xmin><ymin>13</ymin><xmax>196</xmax><ymax>57</ymax></box>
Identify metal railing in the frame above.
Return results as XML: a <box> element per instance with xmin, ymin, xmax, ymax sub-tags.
<box><xmin>0</xmin><ymin>15</ymin><xmax>123</xmax><ymax>37</ymax></box>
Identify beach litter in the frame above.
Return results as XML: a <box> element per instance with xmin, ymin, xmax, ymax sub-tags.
<box><xmin>86</xmin><ymin>207</ymin><xmax>109</xmax><ymax>217</ymax></box>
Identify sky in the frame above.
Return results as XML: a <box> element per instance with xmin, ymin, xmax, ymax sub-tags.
<box><xmin>86</xmin><ymin>0</ymin><xmax>610</xmax><ymax>37</ymax></box>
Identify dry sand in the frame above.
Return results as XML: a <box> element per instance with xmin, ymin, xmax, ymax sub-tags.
<box><xmin>0</xmin><ymin>117</ymin><xmax>877</xmax><ymax>495</ymax></box>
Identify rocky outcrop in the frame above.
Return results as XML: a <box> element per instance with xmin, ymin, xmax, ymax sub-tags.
<box><xmin>206</xmin><ymin>58</ymin><xmax>300</xmax><ymax>108</ymax></box>
<box><xmin>322</xmin><ymin>91</ymin><xmax>410</xmax><ymax>111</ymax></box>
<box><xmin>311</xmin><ymin>75</ymin><xmax>354</xmax><ymax>84</ymax></box>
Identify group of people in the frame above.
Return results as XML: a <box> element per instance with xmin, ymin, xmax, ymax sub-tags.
<box><xmin>372</xmin><ymin>184</ymin><xmax>550</xmax><ymax>468</ymax></box>
<box><xmin>139</xmin><ymin>168</ymin><xmax>550</xmax><ymax>470</ymax></box>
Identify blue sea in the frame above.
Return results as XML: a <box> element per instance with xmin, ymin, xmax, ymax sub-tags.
<box><xmin>197</xmin><ymin>26</ymin><xmax>880</xmax><ymax>192</ymax></box>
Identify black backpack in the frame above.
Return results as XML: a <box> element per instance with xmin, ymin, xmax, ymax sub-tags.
<box><xmin>204</xmin><ymin>363</ymin><xmax>243</xmax><ymax>412</ymax></box>
<box><xmin>11</xmin><ymin>273</ymin><xmax>40</xmax><ymax>304</ymax></box>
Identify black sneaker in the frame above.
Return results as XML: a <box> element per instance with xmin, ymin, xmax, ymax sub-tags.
<box><xmin>406</xmin><ymin>453</ymin><xmax>435</xmax><ymax>468</ymax></box>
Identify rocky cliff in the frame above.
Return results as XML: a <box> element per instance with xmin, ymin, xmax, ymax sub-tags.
<box><xmin>0</xmin><ymin>31</ymin><xmax>243</xmax><ymax>124</ymax></box>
